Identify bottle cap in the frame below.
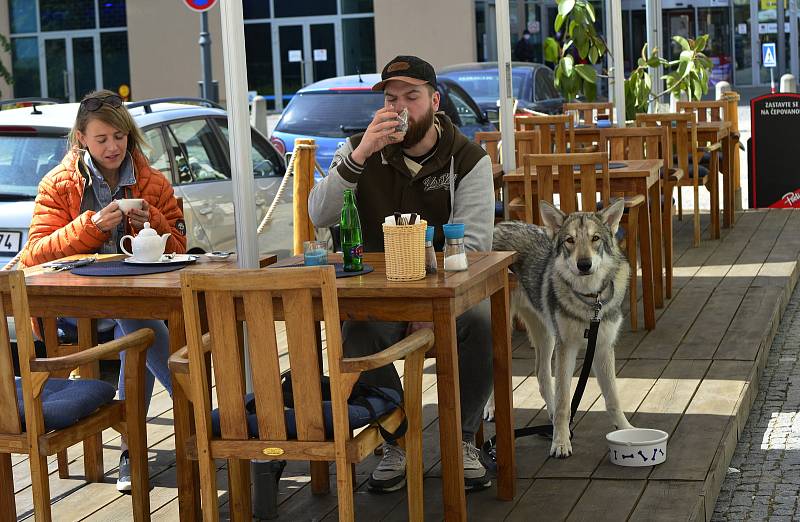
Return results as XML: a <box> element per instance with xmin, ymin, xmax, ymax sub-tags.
<box><xmin>425</xmin><ymin>225</ymin><xmax>434</xmax><ymax>242</ymax></box>
<box><xmin>443</xmin><ymin>223</ymin><xmax>465</xmax><ymax>240</ymax></box>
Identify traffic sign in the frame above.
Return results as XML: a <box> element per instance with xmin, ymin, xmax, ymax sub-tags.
<box><xmin>184</xmin><ymin>0</ymin><xmax>216</xmax><ymax>13</ymax></box>
<box><xmin>763</xmin><ymin>42</ymin><xmax>777</xmax><ymax>68</ymax></box>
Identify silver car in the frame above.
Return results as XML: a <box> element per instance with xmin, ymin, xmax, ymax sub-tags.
<box><xmin>0</xmin><ymin>98</ymin><xmax>294</xmax><ymax>269</ymax></box>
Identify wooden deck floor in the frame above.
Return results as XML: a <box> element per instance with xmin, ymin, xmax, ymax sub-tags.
<box><xmin>11</xmin><ymin>209</ymin><xmax>800</xmax><ymax>521</ymax></box>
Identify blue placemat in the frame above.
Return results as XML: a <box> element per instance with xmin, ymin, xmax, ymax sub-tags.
<box><xmin>71</xmin><ymin>260</ymin><xmax>190</xmax><ymax>277</ymax></box>
<box><xmin>271</xmin><ymin>262</ymin><xmax>374</xmax><ymax>278</ymax></box>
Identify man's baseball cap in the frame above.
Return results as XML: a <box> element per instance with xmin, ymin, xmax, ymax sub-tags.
<box><xmin>372</xmin><ymin>55</ymin><xmax>436</xmax><ymax>91</ymax></box>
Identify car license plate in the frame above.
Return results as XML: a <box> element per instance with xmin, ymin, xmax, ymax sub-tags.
<box><xmin>0</xmin><ymin>231</ymin><xmax>21</xmax><ymax>255</ymax></box>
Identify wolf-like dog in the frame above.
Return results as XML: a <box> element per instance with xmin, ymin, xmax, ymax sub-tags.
<box><xmin>492</xmin><ymin>199</ymin><xmax>633</xmax><ymax>458</ymax></box>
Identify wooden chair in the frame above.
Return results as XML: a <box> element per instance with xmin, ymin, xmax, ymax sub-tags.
<box><xmin>599</xmin><ymin>127</ymin><xmax>665</xmax><ymax>329</ymax></box>
<box><xmin>0</xmin><ymin>270</ymin><xmax>153</xmax><ymax>521</ymax></box>
<box><xmin>676</xmin><ymin>100</ymin><xmax>726</xmax><ymax>123</ymax></box>
<box><xmin>169</xmin><ymin>266</ymin><xmax>432</xmax><ymax>521</ymax></box>
<box><xmin>515</xmin><ymin>114</ymin><xmax>574</xmax><ymax>154</ymax></box>
<box><xmin>563</xmin><ymin>102</ymin><xmax>615</xmax><ymax>126</ymax></box>
<box><xmin>637</xmin><ymin>112</ymin><xmax>719</xmax><ymax>247</ymax></box>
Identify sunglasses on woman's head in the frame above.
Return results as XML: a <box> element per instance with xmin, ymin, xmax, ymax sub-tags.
<box><xmin>81</xmin><ymin>94</ymin><xmax>123</xmax><ymax>112</ymax></box>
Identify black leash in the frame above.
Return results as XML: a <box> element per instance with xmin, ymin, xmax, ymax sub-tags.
<box><xmin>480</xmin><ymin>295</ymin><xmax>603</xmax><ymax>471</ymax></box>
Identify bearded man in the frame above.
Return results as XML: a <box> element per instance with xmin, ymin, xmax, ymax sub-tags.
<box><xmin>308</xmin><ymin>55</ymin><xmax>495</xmax><ymax>492</ymax></box>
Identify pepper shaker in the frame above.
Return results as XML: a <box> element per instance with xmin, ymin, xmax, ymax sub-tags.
<box><xmin>425</xmin><ymin>225</ymin><xmax>437</xmax><ymax>274</ymax></box>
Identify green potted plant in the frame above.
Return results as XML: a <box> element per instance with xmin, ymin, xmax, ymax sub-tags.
<box><xmin>543</xmin><ymin>0</ymin><xmax>607</xmax><ymax>102</ymax></box>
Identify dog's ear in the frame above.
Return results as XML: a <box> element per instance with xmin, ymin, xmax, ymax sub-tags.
<box><xmin>540</xmin><ymin>200</ymin><xmax>565</xmax><ymax>238</ymax></box>
<box><xmin>597</xmin><ymin>198</ymin><xmax>625</xmax><ymax>234</ymax></box>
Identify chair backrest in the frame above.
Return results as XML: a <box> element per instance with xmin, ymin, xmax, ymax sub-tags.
<box><xmin>522</xmin><ymin>151</ymin><xmax>610</xmax><ymax>225</ymax></box>
<box><xmin>181</xmin><ymin>266</ymin><xmax>346</xmax><ymax>450</ymax></box>
<box><xmin>599</xmin><ymin>126</ymin><xmax>667</xmax><ymax>162</ymax></box>
<box><xmin>563</xmin><ymin>102</ymin><xmax>615</xmax><ymax>126</ymax></box>
<box><xmin>676</xmin><ymin>100</ymin><xmax>726</xmax><ymax>122</ymax></box>
<box><xmin>515</xmin><ymin>114</ymin><xmax>573</xmax><ymax>154</ymax></box>
<box><xmin>636</xmin><ymin>112</ymin><xmax>698</xmax><ymax>186</ymax></box>
<box><xmin>474</xmin><ymin>130</ymin><xmax>540</xmax><ymax>167</ymax></box>
<box><xmin>0</xmin><ymin>271</ymin><xmax>35</xmax><ymax>437</ymax></box>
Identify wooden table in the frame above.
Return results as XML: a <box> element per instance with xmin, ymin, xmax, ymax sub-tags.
<box><xmin>503</xmin><ymin>159</ymin><xmax>663</xmax><ymax>329</ymax></box>
<box><xmin>9</xmin><ymin>254</ymin><xmax>276</xmax><ymax>520</ymax></box>
<box><xmin>270</xmin><ymin>251</ymin><xmax>517</xmax><ymax>520</ymax></box>
<box><xmin>14</xmin><ymin>251</ymin><xmax>516</xmax><ymax>521</ymax></box>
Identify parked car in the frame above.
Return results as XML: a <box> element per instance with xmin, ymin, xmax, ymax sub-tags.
<box><xmin>0</xmin><ymin>98</ymin><xmax>294</xmax><ymax>272</ymax></box>
<box><xmin>270</xmin><ymin>74</ymin><xmax>496</xmax><ymax>174</ymax></box>
<box><xmin>437</xmin><ymin>61</ymin><xmax>564</xmax><ymax>121</ymax></box>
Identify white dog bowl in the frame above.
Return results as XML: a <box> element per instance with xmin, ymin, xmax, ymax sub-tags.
<box><xmin>606</xmin><ymin>428</ymin><xmax>668</xmax><ymax>467</ymax></box>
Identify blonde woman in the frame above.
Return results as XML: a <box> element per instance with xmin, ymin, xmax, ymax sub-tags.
<box><xmin>22</xmin><ymin>89</ymin><xmax>186</xmax><ymax>491</ymax></box>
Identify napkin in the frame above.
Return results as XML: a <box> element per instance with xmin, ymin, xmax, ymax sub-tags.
<box><xmin>383</xmin><ymin>213</ymin><xmax>422</xmax><ymax>225</ymax></box>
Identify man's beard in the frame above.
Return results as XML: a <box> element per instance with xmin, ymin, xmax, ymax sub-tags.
<box><xmin>402</xmin><ymin>106</ymin><xmax>435</xmax><ymax>148</ymax></box>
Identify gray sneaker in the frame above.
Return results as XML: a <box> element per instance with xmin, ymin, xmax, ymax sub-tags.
<box><xmin>368</xmin><ymin>443</ymin><xmax>407</xmax><ymax>492</ymax></box>
<box><xmin>116</xmin><ymin>450</ymin><xmax>132</xmax><ymax>493</ymax></box>
<box><xmin>462</xmin><ymin>440</ymin><xmax>491</xmax><ymax>491</ymax></box>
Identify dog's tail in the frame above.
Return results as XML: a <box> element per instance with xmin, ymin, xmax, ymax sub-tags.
<box><xmin>492</xmin><ymin>221</ymin><xmax>550</xmax><ymax>268</ymax></box>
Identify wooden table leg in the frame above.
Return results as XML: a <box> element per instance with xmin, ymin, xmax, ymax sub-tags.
<box><xmin>0</xmin><ymin>452</ymin><xmax>15</xmax><ymax>521</ymax></box>
<box><xmin>637</xmin><ymin>190</ymin><xmax>656</xmax><ymax>330</ymax></box>
<box><xmin>491</xmin><ymin>275</ymin><xmax>515</xmax><ymax>501</ymax></box>
<box><xmin>710</xmin><ymin>149</ymin><xmax>721</xmax><ymax>240</ymax></box>
<box><xmin>170</xmin><ymin>311</ymin><xmax>202</xmax><ymax>519</ymax></box>
<box><xmin>77</xmin><ymin>318</ymin><xmax>104</xmax><ymax>482</ymax></box>
<box><xmin>433</xmin><ymin>299</ymin><xmax>466</xmax><ymax>521</ymax></box>
<box><xmin>648</xmin><ymin>180</ymin><xmax>664</xmax><ymax>308</ymax></box>
<box><xmin>723</xmin><ymin>135</ymin><xmax>734</xmax><ymax>228</ymax></box>
<box><xmin>662</xmin><ymin>178</ymin><xmax>675</xmax><ymax>300</ymax></box>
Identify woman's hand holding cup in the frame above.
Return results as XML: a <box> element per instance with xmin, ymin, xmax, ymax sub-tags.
<box><xmin>91</xmin><ymin>201</ymin><xmax>123</xmax><ymax>233</ymax></box>
<box><xmin>127</xmin><ymin>200</ymin><xmax>150</xmax><ymax>232</ymax></box>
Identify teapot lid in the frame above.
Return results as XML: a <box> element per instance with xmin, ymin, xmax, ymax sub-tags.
<box><xmin>138</xmin><ymin>222</ymin><xmax>157</xmax><ymax>237</ymax></box>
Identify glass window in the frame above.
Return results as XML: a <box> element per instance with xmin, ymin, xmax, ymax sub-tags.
<box><xmin>274</xmin><ymin>0</ymin><xmax>335</xmax><ymax>17</ymax></box>
<box><xmin>39</xmin><ymin>0</ymin><xmax>96</xmax><ymax>31</ymax></box>
<box><xmin>243</xmin><ymin>0</ymin><xmax>270</xmax><ymax>19</ymax></box>
<box><xmin>11</xmin><ymin>37</ymin><xmax>40</xmax><ymax>97</ymax></box>
<box><xmin>244</xmin><ymin>23</ymin><xmax>274</xmax><ymax>109</ymax></box>
<box><xmin>439</xmin><ymin>69</ymin><xmax>529</xmax><ymax>105</ymax></box>
<box><xmin>142</xmin><ymin>128</ymin><xmax>172</xmax><ymax>181</ymax></box>
<box><xmin>342</xmin><ymin>0</ymin><xmax>372</xmax><ymax>14</ymax></box>
<box><xmin>343</xmin><ymin>17</ymin><xmax>375</xmax><ymax>75</ymax></box>
<box><xmin>0</xmin><ymin>135</ymin><xmax>67</xmax><ymax>198</ymax></box>
<box><xmin>274</xmin><ymin>91</ymin><xmax>384</xmax><ymax>138</ymax></box>
<box><xmin>99</xmin><ymin>0</ymin><xmax>127</xmax><ymax>28</ymax></box>
<box><xmin>445</xmin><ymin>84</ymin><xmax>481</xmax><ymax>127</ymax></box>
<box><xmin>101</xmin><ymin>32</ymin><xmax>131</xmax><ymax>99</ymax></box>
<box><xmin>216</xmin><ymin>120</ymin><xmax>284</xmax><ymax>178</ymax></box>
<box><xmin>534</xmin><ymin>68</ymin><xmax>559</xmax><ymax>100</ymax></box>
<box><xmin>9</xmin><ymin>0</ymin><xmax>36</xmax><ymax>34</ymax></box>
<box><xmin>167</xmin><ymin>119</ymin><xmax>230</xmax><ymax>184</ymax></box>
<box><xmin>73</xmin><ymin>37</ymin><xmax>95</xmax><ymax>102</ymax></box>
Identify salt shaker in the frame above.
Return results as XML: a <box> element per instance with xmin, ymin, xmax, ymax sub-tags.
<box><xmin>443</xmin><ymin>223</ymin><xmax>468</xmax><ymax>271</ymax></box>
<box><xmin>425</xmin><ymin>225</ymin><xmax>437</xmax><ymax>274</ymax></box>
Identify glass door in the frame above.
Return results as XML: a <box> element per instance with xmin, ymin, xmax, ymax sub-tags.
<box><xmin>698</xmin><ymin>7</ymin><xmax>733</xmax><ymax>89</ymax></box>
<box><xmin>42</xmin><ymin>35</ymin><xmax>98</xmax><ymax>102</ymax></box>
<box><xmin>274</xmin><ymin>21</ymin><xmax>340</xmax><ymax>110</ymax></box>
<box><xmin>663</xmin><ymin>10</ymin><xmax>695</xmax><ymax>62</ymax></box>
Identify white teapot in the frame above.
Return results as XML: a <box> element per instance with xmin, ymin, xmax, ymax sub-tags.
<box><xmin>120</xmin><ymin>222</ymin><xmax>171</xmax><ymax>262</ymax></box>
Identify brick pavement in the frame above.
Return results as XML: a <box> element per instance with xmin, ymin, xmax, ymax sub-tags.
<box><xmin>713</xmin><ymin>282</ymin><xmax>800</xmax><ymax>521</ymax></box>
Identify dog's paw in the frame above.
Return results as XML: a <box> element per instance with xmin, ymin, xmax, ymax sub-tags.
<box><xmin>549</xmin><ymin>438</ymin><xmax>573</xmax><ymax>459</ymax></box>
<box><xmin>483</xmin><ymin>394</ymin><xmax>496</xmax><ymax>422</ymax></box>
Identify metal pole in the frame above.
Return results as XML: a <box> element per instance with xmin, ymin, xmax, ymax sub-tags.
<box><xmin>495</xmin><ymin>0</ymin><xmax>517</xmax><ymax>178</ymax></box>
<box><xmin>219</xmin><ymin>0</ymin><xmax>258</xmax><ymax>271</ymax></box>
<box><xmin>779</xmin><ymin>0</ymin><xmax>787</xmax><ymax>77</ymax></box>
<box><xmin>199</xmin><ymin>11</ymin><xmax>215</xmax><ymax>102</ymax></box>
<box><xmin>791</xmin><ymin>0</ymin><xmax>799</xmax><ymax>78</ymax></box>
<box><xmin>609</xmin><ymin>0</ymin><xmax>626</xmax><ymax>125</ymax></box>
<box><xmin>646</xmin><ymin>0</ymin><xmax>663</xmax><ymax>112</ymax></box>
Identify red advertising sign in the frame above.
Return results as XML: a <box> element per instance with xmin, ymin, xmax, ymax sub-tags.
<box><xmin>184</xmin><ymin>0</ymin><xmax>217</xmax><ymax>13</ymax></box>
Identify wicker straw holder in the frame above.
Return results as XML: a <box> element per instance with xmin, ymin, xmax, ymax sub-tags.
<box><xmin>382</xmin><ymin>219</ymin><xmax>427</xmax><ymax>281</ymax></box>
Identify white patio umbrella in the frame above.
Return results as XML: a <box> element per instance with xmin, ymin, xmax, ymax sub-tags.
<box><xmin>219</xmin><ymin>0</ymin><xmax>258</xmax><ymax>270</ymax></box>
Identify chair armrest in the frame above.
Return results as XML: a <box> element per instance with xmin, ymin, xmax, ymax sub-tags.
<box><xmin>29</xmin><ymin>328</ymin><xmax>155</xmax><ymax>373</ymax></box>
<box><xmin>666</xmin><ymin>167</ymin><xmax>684</xmax><ymax>182</ymax></box>
<box><xmin>699</xmin><ymin>142</ymin><xmax>722</xmax><ymax>153</ymax></box>
<box><xmin>623</xmin><ymin>195</ymin><xmax>645</xmax><ymax>208</ymax></box>
<box><xmin>340</xmin><ymin>328</ymin><xmax>434</xmax><ymax>373</ymax></box>
<box><xmin>168</xmin><ymin>332</ymin><xmax>212</xmax><ymax>375</ymax></box>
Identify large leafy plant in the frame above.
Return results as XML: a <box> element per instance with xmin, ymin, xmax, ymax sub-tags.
<box><xmin>544</xmin><ymin>0</ymin><xmax>606</xmax><ymax>102</ymax></box>
<box><xmin>624</xmin><ymin>35</ymin><xmax>713</xmax><ymax>120</ymax></box>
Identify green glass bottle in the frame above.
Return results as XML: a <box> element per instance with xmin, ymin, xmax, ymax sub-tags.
<box><xmin>340</xmin><ymin>189</ymin><xmax>363</xmax><ymax>272</ymax></box>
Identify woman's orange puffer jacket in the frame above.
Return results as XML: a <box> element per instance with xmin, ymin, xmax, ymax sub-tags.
<box><xmin>21</xmin><ymin>148</ymin><xmax>187</xmax><ymax>268</ymax></box>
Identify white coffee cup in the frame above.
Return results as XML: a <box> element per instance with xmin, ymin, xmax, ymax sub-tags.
<box><xmin>117</xmin><ymin>198</ymin><xmax>144</xmax><ymax>214</ymax></box>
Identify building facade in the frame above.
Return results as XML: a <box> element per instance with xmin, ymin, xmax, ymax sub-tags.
<box><xmin>0</xmin><ymin>1</ymin><xmax>789</xmax><ymax>110</ymax></box>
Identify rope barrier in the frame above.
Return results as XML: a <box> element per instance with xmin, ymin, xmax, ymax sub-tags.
<box><xmin>257</xmin><ymin>142</ymin><xmax>320</xmax><ymax>235</ymax></box>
